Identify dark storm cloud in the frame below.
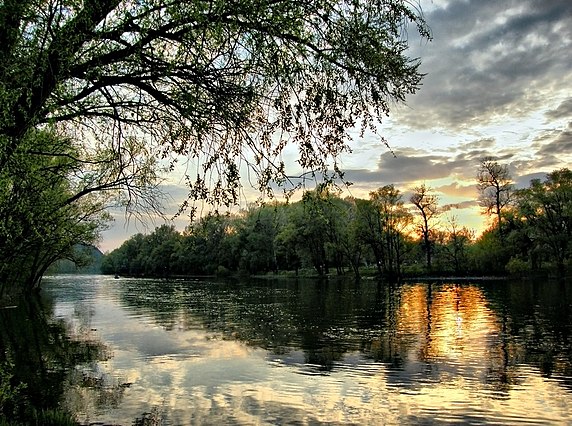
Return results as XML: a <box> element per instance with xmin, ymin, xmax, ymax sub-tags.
<box><xmin>546</xmin><ymin>99</ymin><xmax>572</xmax><ymax>120</ymax></box>
<box><xmin>508</xmin><ymin>123</ymin><xmax>572</xmax><ymax>181</ymax></box>
<box><xmin>528</xmin><ymin>123</ymin><xmax>572</xmax><ymax>171</ymax></box>
<box><xmin>343</xmin><ymin>140</ymin><xmax>519</xmax><ymax>187</ymax></box>
<box><xmin>399</xmin><ymin>0</ymin><xmax>572</xmax><ymax>129</ymax></box>
<box><xmin>343</xmin><ymin>150</ymin><xmax>452</xmax><ymax>185</ymax></box>
<box><xmin>536</xmin><ymin>128</ymin><xmax>572</xmax><ymax>155</ymax></box>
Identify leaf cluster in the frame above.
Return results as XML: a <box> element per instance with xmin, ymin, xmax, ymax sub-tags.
<box><xmin>0</xmin><ymin>0</ymin><xmax>429</xmax><ymax>208</ymax></box>
<box><xmin>0</xmin><ymin>129</ymin><xmax>110</xmax><ymax>293</ymax></box>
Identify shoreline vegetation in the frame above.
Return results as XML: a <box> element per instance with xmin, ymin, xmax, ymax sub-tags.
<box><xmin>107</xmin><ymin>272</ymin><xmax>514</xmax><ymax>283</ymax></box>
<box><xmin>101</xmin><ymin>168</ymin><xmax>572</xmax><ymax>283</ymax></box>
<box><xmin>105</xmin><ymin>271</ymin><xmax>559</xmax><ymax>283</ymax></box>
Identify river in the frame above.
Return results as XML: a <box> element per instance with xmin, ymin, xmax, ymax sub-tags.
<box><xmin>2</xmin><ymin>275</ymin><xmax>571</xmax><ymax>424</ymax></box>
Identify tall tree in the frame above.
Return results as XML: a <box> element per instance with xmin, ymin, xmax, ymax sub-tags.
<box><xmin>438</xmin><ymin>216</ymin><xmax>473</xmax><ymax>275</ymax></box>
<box><xmin>295</xmin><ymin>187</ymin><xmax>331</xmax><ymax>276</ymax></box>
<box><xmin>184</xmin><ymin>212</ymin><xmax>237</xmax><ymax>274</ymax></box>
<box><xmin>477</xmin><ymin>158</ymin><xmax>514</xmax><ymax>234</ymax></box>
<box><xmin>238</xmin><ymin>204</ymin><xmax>280</xmax><ymax>274</ymax></box>
<box><xmin>358</xmin><ymin>185</ymin><xmax>412</xmax><ymax>278</ymax></box>
<box><xmin>410</xmin><ymin>184</ymin><xmax>439</xmax><ymax>271</ymax></box>
<box><xmin>0</xmin><ymin>130</ymin><xmax>110</xmax><ymax>294</ymax></box>
<box><xmin>274</xmin><ymin>205</ymin><xmax>303</xmax><ymax>274</ymax></box>
<box><xmin>370</xmin><ymin>185</ymin><xmax>412</xmax><ymax>278</ymax></box>
<box><xmin>337</xmin><ymin>198</ymin><xmax>366</xmax><ymax>279</ymax></box>
<box><xmin>1</xmin><ymin>0</ymin><xmax>430</xmax><ymax>292</ymax></box>
<box><xmin>355</xmin><ymin>198</ymin><xmax>385</xmax><ymax>275</ymax></box>
<box><xmin>318</xmin><ymin>189</ymin><xmax>350</xmax><ymax>276</ymax></box>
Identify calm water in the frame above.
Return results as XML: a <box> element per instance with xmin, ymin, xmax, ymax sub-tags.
<box><xmin>2</xmin><ymin>276</ymin><xmax>572</xmax><ymax>424</ymax></box>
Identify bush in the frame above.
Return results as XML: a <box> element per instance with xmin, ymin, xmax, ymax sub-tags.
<box><xmin>505</xmin><ymin>257</ymin><xmax>531</xmax><ymax>276</ymax></box>
<box><xmin>216</xmin><ymin>265</ymin><xmax>231</xmax><ymax>277</ymax></box>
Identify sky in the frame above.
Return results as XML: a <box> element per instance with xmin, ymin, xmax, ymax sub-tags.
<box><xmin>100</xmin><ymin>0</ymin><xmax>572</xmax><ymax>252</ymax></box>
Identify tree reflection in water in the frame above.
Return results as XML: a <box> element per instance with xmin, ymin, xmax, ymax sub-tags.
<box><xmin>27</xmin><ymin>276</ymin><xmax>572</xmax><ymax>424</ymax></box>
<box><xmin>0</xmin><ymin>293</ymin><xmax>120</xmax><ymax>423</ymax></box>
<box><xmin>117</xmin><ymin>278</ymin><xmax>572</xmax><ymax>393</ymax></box>
<box><xmin>482</xmin><ymin>280</ymin><xmax>572</xmax><ymax>390</ymax></box>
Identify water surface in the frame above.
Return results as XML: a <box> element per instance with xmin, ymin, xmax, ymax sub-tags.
<box><xmin>6</xmin><ymin>276</ymin><xmax>572</xmax><ymax>424</ymax></box>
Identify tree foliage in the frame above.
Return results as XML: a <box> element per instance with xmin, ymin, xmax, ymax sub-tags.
<box><xmin>0</xmin><ymin>129</ymin><xmax>110</xmax><ymax>293</ymax></box>
<box><xmin>103</xmin><ymin>187</ymin><xmax>420</xmax><ymax>279</ymax></box>
<box><xmin>103</xmin><ymin>167</ymin><xmax>572</xmax><ymax>279</ymax></box>
<box><xmin>0</xmin><ymin>0</ymin><xmax>430</xmax><ymax>293</ymax></box>
<box><xmin>434</xmin><ymin>217</ymin><xmax>473</xmax><ymax>275</ymax></box>
<box><xmin>513</xmin><ymin>169</ymin><xmax>572</xmax><ymax>276</ymax></box>
<box><xmin>355</xmin><ymin>185</ymin><xmax>412</xmax><ymax>278</ymax></box>
<box><xmin>410</xmin><ymin>184</ymin><xmax>439</xmax><ymax>270</ymax></box>
<box><xmin>1</xmin><ymin>0</ymin><xmax>430</xmax><ymax>204</ymax></box>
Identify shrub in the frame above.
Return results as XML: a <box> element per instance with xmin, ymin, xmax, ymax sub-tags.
<box><xmin>505</xmin><ymin>257</ymin><xmax>531</xmax><ymax>276</ymax></box>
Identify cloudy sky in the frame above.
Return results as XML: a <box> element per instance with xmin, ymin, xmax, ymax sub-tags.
<box><xmin>100</xmin><ymin>0</ymin><xmax>572</xmax><ymax>251</ymax></box>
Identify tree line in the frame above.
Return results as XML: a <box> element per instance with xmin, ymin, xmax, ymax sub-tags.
<box><xmin>102</xmin><ymin>161</ymin><xmax>572</xmax><ymax>279</ymax></box>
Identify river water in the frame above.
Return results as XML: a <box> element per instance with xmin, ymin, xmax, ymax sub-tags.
<box><xmin>3</xmin><ymin>275</ymin><xmax>572</xmax><ymax>424</ymax></box>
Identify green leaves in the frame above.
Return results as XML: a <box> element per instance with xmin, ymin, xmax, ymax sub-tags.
<box><xmin>2</xmin><ymin>0</ymin><xmax>429</xmax><ymax>206</ymax></box>
<box><xmin>0</xmin><ymin>129</ymin><xmax>109</xmax><ymax>292</ymax></box>
<box><xmin>513</xmin><ymin>169</ymin><xmax>572</xmax><ymax>275</ymax></box>
<box><xmin>1</xmin><ymin>0</ymin><xmax>429</xmax><ymax>291</ymax></box>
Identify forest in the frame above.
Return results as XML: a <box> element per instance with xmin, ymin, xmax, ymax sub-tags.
<box><xmin>102</xmin><ymin>163</ymin><xmax>572</xmax><ymax>280</ymax></box>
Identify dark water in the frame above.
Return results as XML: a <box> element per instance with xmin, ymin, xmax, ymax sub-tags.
<box><xmin>2</xmin><ymin>276</ymin><xmax>572</xmax><ymax>424</ymax></box>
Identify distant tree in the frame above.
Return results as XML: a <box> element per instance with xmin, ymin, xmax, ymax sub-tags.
<box><xmin>437</xmin><ymin>216</ymin><xmax>474</xmax><ymax>275</ymax></box>
<box><xmin>337</xmin><ymin>198</ymin><xmax>367</xmax><ymax>279</ymax></box>
<box><xmin>354</xmin><ymin>198</ymin><xmax>385</xmax><ymax>275</ymax></box>
<box><xmin>371</xmin><ymin>185</ymin><xmax>412</xmax><ymax>278</ymax></box>
<box><xmin>502</xmin><ymin>210</ymin><xmax>536</xmax><ymax>275</ymax></box>
<box><xmin>47</xmin><ymin>245</ymin><xmax>104</xmax><ymax>274</ymax></box>
<box><xmin>477</xmin><ymin>158</ymin><xmax>514</xmax><ymax>234</ymax></box>
<box><xmin>102</xmin><ymin>226</ymin><xmax>182</xmax><ymax>276</ymax></box>
<box><xmin>357</xmin><ymin>185</ymin><xmax>412</xmax><ymax>278</ymax></box>
<box><xmin>410</xmin><ymin>184</ymin><xmax>439</xmax><ymax>271</ymax></box>
<box><xmin>239</xmin><ymin>204</ymin><xmax>280</xmax><ymax>274</ymax></box>
<box><xmin>144</xmin><ymin>225</ymin><xmax>182</xmax><ymax>276</ymax></box>
<box><xmin>515</xmin><ymin>169</ymin><xmax>572</xmax><ymax>277</ymax></box>
<box><xmin>317</xmin><ymin>189</ymin><xmax>352</xmax><ymax>276</ymax></box>
<box><xmin>295</xmin><ymin>187</ymin><xmax>331</xmax><ymax>276</ymax></box>
<box><xmin>274</xmin><ymin>207</ymin><xmax>303</xmax><ymax>274</ymax></box>
<box><xmin>184</xmin><ymin>212</ymin><xmax>237</xmax><ymax>274</ymax></box>
<box><xmin>469</xmin><ymin>228</ymin><xmax>510</xmax><ymax>275</ymax></box>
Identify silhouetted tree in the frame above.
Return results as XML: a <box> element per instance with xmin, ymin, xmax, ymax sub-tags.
<box><xmin>477</xmin><ymin>158</ymin><xmax>514</xmax><ymax>236</ymax></box>
<box><xmin>410</xmin><ymin>185</ymin><xmax>439</xmax><ymax>271</ymax></box>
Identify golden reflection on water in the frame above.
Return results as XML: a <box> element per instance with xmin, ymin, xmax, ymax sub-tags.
<box><xmin>396</xmin><ymin>284</ymin><xmax>495</xmax><ymax>362</ymax></box>
<box><xmin>48</xmin><ymin>278</ymin><xmax>572</xmax><ymax>425</ymax></box>
<box><xmin>382</xmin><ymin>284</ymin><xmax>558</xmax><ymax>421</ymax></box>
